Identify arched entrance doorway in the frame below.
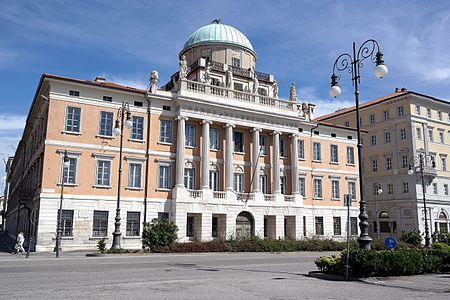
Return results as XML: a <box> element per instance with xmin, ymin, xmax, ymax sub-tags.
<box><xmin>236</xmin><ymin>211</ymin><xmax>254</xmax><ymax>239</ymax></box>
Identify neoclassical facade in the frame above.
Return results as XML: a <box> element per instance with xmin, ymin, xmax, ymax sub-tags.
<box><xmin>5</xmin><ymin>21</ymin><xmax>361</xmax><ymax>251</ymax></box>
<box><xmin>317</xmin><ymin>89</ymin><xmax>450</xmax><ymax>240</ymax></box>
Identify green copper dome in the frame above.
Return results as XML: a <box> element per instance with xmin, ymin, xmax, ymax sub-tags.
<box><xmin>182</xmin><ymin>20</ymin><xmax>257</xmax><ymax>57</ymax></box>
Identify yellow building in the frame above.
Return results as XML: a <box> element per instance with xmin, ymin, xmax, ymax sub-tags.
<box><xmin>317</xmin><ymin>88</ymin><xmax>450</xmax><ymax>240</ymax></box>
<box><xmin>6</xmin><ymin>21</ymin><xmax>360</xmax><ymax>251</ymax></box>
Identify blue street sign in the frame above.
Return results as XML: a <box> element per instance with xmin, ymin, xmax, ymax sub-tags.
<box><xmin>385</xmin><ymin>236</ymin><xmax>397</xmax><ymax>249</ymax></box>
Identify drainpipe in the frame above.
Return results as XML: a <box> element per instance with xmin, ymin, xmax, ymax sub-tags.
<box><xmin>143</xmin><ymin>89</ymin><xmax>151</xmax><ymax>231</ymax></box>
<box><xmin>309</xmin><ymin>122</ymin><xmax>320</xmax><ymax>235</ymax></box>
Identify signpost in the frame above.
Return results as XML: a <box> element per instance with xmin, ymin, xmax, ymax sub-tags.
<box><xmin>344</xmin><ymin>194</ymin><xmax>351</xmax><ymax>281</ymax></box>
<box><xmin>384</xmin><ymin>236</ymin><xmax>397</xmax><ymax>250</ymax></box>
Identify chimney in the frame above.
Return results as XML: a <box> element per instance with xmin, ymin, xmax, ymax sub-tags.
<box><xmin>401</xmin><ymin>88</ymin><xmax>408</xmax><ymax>92</ymax></box>
<box><xmin>94</xmin><ymin>76</ymin><xmax>106</xmax><ymax>83</ymax></box>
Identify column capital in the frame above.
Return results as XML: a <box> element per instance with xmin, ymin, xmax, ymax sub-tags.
<box><xmin>251</xmin><ymin>128</ymin><xmax>262</xmax><ymax>133</ymax></box>
<box><xmin>202</xmin><ymin>119</ymin><xmax>213</xmax><ymax>125</ymax></box>
<box><xmin>176</xmin><ymin>115</ymin><xmax>189</xmax><ymax>121</ymax></box>
<box><xmin>271</xmin><ymin>130</ymin><xmax>282</xmax><ymax>136</ymax></box>
<box><xmin>224</xmin><ymin>123</ymin><xmax>236</xmax><ymax>128</ymax></box>
<box><xmin>290</xmin><ymin>133</ymin><xmax>299</xmax><ymax>138</ymax></box>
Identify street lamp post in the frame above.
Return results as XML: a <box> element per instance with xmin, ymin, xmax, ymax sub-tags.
<box><xmin>374</xmin><ymin>183</ymin><xmax>383</xmax><ymax>239</ymax></box>
<box><xmin>56</xmin><ymin>150</ymin><xmax>70</xmax><ymax>258</ymax></box>
<box><xmin>111</xmin><ymin>102</ymin><xmax>133</xmax><ymax>250</ymax></box>
<box><xmin>408</xmin><ymin>154</ymin><xmax>435</xmax><ymax>247</ymax></box>
<box><xmin>329</xmin><ymin>39</ymin><xmax>388</xmax><ymax>250</ymax></box>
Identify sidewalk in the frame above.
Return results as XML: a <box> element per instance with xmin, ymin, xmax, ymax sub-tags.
<box><xmin>360</xmin><ymin>273</ymin><xmax>450</xmax><ymax>293</ymax></box>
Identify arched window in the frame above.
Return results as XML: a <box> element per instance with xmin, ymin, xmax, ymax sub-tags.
<box><xmin>439</xmin><ymin>212</ymin><xmax>447</xmax><ymax>220</ymax></box>
<box><xmin>379</xmin><ymin>211</ymin><xmax>390</xmax><ymax>218</ymax></box>
<box><xmin>236</xmin><ymin>211</ymin><xmax>254</xmax><ymax>238</ymax></box>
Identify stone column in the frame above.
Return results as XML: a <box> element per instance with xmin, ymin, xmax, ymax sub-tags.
<box><xmin>291</xmin><ymin>134</ymin><xmax>299</xmax><ymax>194</ymax></box>
<box><xmin>225</xmin><ymin>124</ymin><xmax>235</xmax><ymax>191</ymax></box>
<box><xmin>252</xmin><ymin>128</ymin><xmax>261</xmax><ymax>192</ymax></box>
<box><xmin>176</xmin><ymin>116</ymin><xmax>188</xmax><ymax>187</ymax></box>
<box><xmin>272</xmin><ymin>131</ymin><xmax>281</xmax><ymax>194</ymax></box>
<box><xmin>201</xmin><ymin>120</ymin><xmax>212</xmax><ymax>189</ymax></box>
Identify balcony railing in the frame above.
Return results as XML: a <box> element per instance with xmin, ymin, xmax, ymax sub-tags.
<box><xmin>182</xmin><ymin>79</ymin><xmax>296</xmax><ymax>112</ymax></box>
<box><xmin>264</xmin><ymin>194</ymin><xmax>276</xmax><ymax>202</ymax></box>
<box><xmin>188</xmin><ymin>190</ymin><xmax>203</xmax><ymax>199</ymax></box>
<box><xmin>213</xmin><ymin>191</ymin><xmax>227</xmax><ymax>199</ymax></box>
<box><xmin>284</xmin><ymin>195</ymin><xmax>295</xmax><ymax>202</ymax></box>
<box><xmin>228</xmin><ymin>65</ymin><xmax>251</xmax><ymax>77</ymax></box>
<box><xmin>237</xmin><ymin>192</ymin><xmax>254</xmax><ymax>202</ymax></box>
<box><xmin>210</xmin><ymin>61</ymin><xmax>224</xmax><ymax>71</ymax></box>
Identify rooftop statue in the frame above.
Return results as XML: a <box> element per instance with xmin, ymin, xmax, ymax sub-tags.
<box><xmin>289</xmin><ymin>82</ymin><xmax>297</xmax><ymax>102</ymax></box>
<box><xmin>179</xmin><ymin>55</ymin><xmax>188</xmax><ymax>79</ymax></box>
<box><xmin>149</xmin><ymin>70</ymin><xmax>159</xmax><ymax>94</ymax></box>
<box><xmin>226</xmin><ymin>69</ymin><xmax>233</xmax><ymax>89</ymax></box>
<box><xmin>273</xmin><ymin>80</ymin><xmax>278</xmax><ymax>98</ymax></box>
<box><xmin>203</xmin><ymin>62</ymin><xmax>212</xmax><ymax>85</ymax></box>
<box><xmin>252</xmin><ymin>70</ymin><xmax>259</xmax><ymax>94</ymax></box>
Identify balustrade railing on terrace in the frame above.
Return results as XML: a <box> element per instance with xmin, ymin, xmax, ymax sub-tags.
<box><xmin>183</xmin><ymin>79</ymin><xmax>296</xmax><ymax>112</ymax></box>
<box><xmin>213</xmin><ymin>191</ymin><xmax>227</xmax><ymax>199</ymax></box>
<box><xmin>284</xmin><ymin>195</ymin><xmax>295</xmax><ymax>202</ymax></box>
<box><xmin>263</xmin><ymin>194</ymin><xmax>276</xmax><ymax>202</ymax></box>
<box><xmin>236</xmin><ymin>192</ymin><xmax>254</xmax><ymax>202</ymax></box>
<box><xmin>188</xmin><ymin>190</ymin><xmax>203</xmax><ymax>199</ymax></box>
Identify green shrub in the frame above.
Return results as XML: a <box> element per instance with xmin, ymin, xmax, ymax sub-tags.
<box><xmin>432</xmin><ymin>231</ymin><xmax>450</xmax><ymax>244</ymax></box>
<box><xmin>97</xmin><ymin>238</ymin><xmax>106</xmax><ymax>253</ymax></box>
<box><xmin>142</xmin><ymin>219</ymin><xmax>178</xmax><ymax>250</ymax></box>
<box><xmin>315</xmin><ymin>255</ymin><xmax>345</xmax><ymax>273</ymax></box>
<box><xmin>400</xmin><ymin>230</ymin><xmax>423</xmax><ymax>246</ymax></box>
<box><xmin>432</xmin><ymin>242</ymin><xmax>450</xmax><ymax>251</ymax></box>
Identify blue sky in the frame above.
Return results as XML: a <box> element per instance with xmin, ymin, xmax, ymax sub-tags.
<box><xmin>1</xmin><ymin>0</ymin><xmax>450</xmax><ymax>193</ymax></box>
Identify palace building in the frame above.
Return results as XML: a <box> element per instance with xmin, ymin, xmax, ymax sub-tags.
<box><xmin>317</xmin><ymin>89</ymin><xmax>450</xmax><ymax>240</ymax></box>
<box><xmin>5</xmin><ymin>21</ymin><xmax>361</xmax><ymax>251</ymax></box>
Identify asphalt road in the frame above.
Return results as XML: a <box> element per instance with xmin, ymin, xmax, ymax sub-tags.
<box><xmin>0</xmin><ymin>252</ymin><xmax>447</xmax><ymax>299</ymax></box>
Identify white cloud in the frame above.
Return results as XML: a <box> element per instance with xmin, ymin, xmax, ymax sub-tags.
<box><xmin>0</xmin><ymin>114</ymin><xmax>26</xmax><ymax>131</ymax></box>
<box><xmin>98</xmin><ymin>73</ymin><xmax>148</xmax><ymax>90</ymax></box>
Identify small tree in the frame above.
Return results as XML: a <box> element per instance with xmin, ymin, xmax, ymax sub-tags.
<box><xmin>97</xmin><ymin>238</ymin><xmax>106</xmax><ymax>253</ymax></box>
<box><xmin>400</xmin><ymin>230</ymin><xmax>423</xmax><ymax>246</ymax></box>
<box><xmin>142</xmin><ymin>218</ymin><xmax>178</xmax><ymax>250</ymax></box>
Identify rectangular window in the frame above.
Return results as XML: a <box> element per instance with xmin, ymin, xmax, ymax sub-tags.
<box><xmin>92</xmin><ymin>210</ymin><xmax>108</xmax><ymax>237</ymax></box>
<box><xmin>185</xmin><ymin>124</ymin><xmax>196</xmax><ymax>147</ymax></box>
<box><xmin>415</xmin><ymin>105</ymin><xmax>421</xmax><ymax>115</ymax></box>
<box><xmin>96</xmin><ymin>160</ymin><xmax>111</xmax><ymax>186</ymax></box>
<box><xmin>388</xmin><ymin>183</ymin><xmax>393</xmax><ymax>194</ymax></box>
<box><xmin>232</xmin><ymin>57</ymin><xmax>241</xmax><ymax>68</ymax></box>
<box><xmin>427</xmin><ymin>108</ymin><xmax>432</xmax><ymax>118</ymax></box>
<box><xmin>383</xmin><ymin>110</ymin><xmax>390</xmax><ymax>120</ymax></box>
<box><xmin>439</xmin><ymin>131</ymin><xmax>445</xmax><ymax>144</ymax></box>
<box><xmin>416</xmin><ymin>128</ymin><xmax>422</xmax><ymax>140</ymax></box>
<box><xmin>184</xmin><ymin>168</ymin><xmax>195</xmax><ymax>190</ymax></box>
<box><xmin>369</xmin><ymin>114</ymin><xmax>375</xmax><ymax>124</ymax></box>
<box><xmin>315</xmin><ymin>217</ymin><xmax>324</xmax><ymax>235</ymax></box>
<box><xmin>69</xmin><ymin>90</ymin><xmax>80</xmax><ymax>97</ymax></box>
<box><xmin>234</xmin><ymin>132</ymin><xmax>244</xmax><ymax>152</ymax></box>
<box><xmin>158</xmin><ymin>165</ymin><xmax>171</xmax><ymax>189</ymax></box>
<box><xmin>259</xmin><ymin>135</ymin><xmax>268</xmax><ymax>155</ymax></box>
<box><xmin>347</xmin><ymin>147</ymin><xmax>355</xmax><ymax>164</ymax></box>
<box><xmin>62</xmin><ymin>157</ymin><xmax>77</xmax><ymax>184</ymax></box>
<box><xmin>212</xmin><ymin>217</ymin><xmax>218</xmax><ymax>238</ymax></box>
<box><xmin>350</xmin><ymin>217</ymin><xmax>358</xmax><ymax>235</ymax></box>
<box><xmin>186</xmin><ymin>216</ymin><xmax>195</xmax><ymax>237</ymax></box>
<box><xmin>397</xmin><ymin>106</ymin><xmax>404</xmax><ymax>116</ymax></box>
<box><xmin>126</xmin><ymin>212</ymin><xmax>140</xmax><ymax>236</ymax></box>
<box><xmin>280</xmin><ymin>176</ymin><xmax>287</xmax><ymax>195</ymax></box>
<box><xmin>279</xmin><ymin>137</ymin><xmax>286</xmax><ymax>157</ymax></box>
<box><xmin>134</xmin><ymin>101</ymin><xmax>143</xmax><ymax>107</ymax></box>
<box><xmin>385</xmin><ymin>157</ymin><xmax>392</xmax><ymax>170</ymax></box>
<box><xmin>209</xmin><ymin>171</ymin><xmax>219</xmax><ymax>191</ymax></box>
<box><xmin>441</xmin><ymin>156</ymin><xmax>447</xmax><ymax>171</ymax></box>
<box><xmin>330</xmin><ymin>145</ymin><xmax>338</xmax><ymax>163</ymax></box>
<box><xmin>234</xmin><ymin>173</ymin><xmax>244</xmax><ymax>193</ymax></box>
<box><xmin>299</xmin><ymin>177</ymin><xmax>306</xmax><ymax>197</ymax></box>
<box><xmin>57</xmin><ymin>210</ymin><xmax>74</xmax><ymax>237</ymax></box>
<box><xmin>65</xmin><ymin>106</ymin><xmax>81</xmax><ymax>133</ymax></box>
<box><xmin>332</xmin><ymin>179</ymin><xmax>340</xmax><ymax>199</ymax></box>
<box><xmin>313</xmin><ymin>178</ymin><xmax>322</xmax><ymax>198</ymax></box>
<box><xmin>428</xmin><ymin>128</ymin><xmax>434</xmax><ymax>142</ymax></box>
<box><xmin>401</xmin><ymin>154</ymin><xmax>408</xmax><ymax>168</ymax></box>
<box><xmin>103</xmin><ymin>96</ymin><xmax>112</xmax><ymax>102</ymax></box>
<box><xmin>131</xmin><ymin>116</ymin><xmax>144</xmax><ymax>140</ymax></box>
<box><xmin>344</xmin><ymin>121</ymin><xmax>350</xmax><ymax>127</ymax></box>
<box><xmin>298</xmin><ymin>140</ymin><xmax>305</xmax><ymax>159</ymax></box>
<box><xmin>313</xmin><ymin>143</ymin><xmax>321</xmax><ymax>161</ymax></box>
<box><xmin>438</xmin><ymin>111</ymin><xmax>443</xmax><ymax>120</ymax></box>
<box><xmin>400</xmin><ymin>128</ymin><xmax>407</xmax><ymax>140</ymax></box>
<box><xmin>384</xmin><ymin>131</ymin><xmax>391</xmax><ymax>143</ymax></box>
<box><xmin>99</xmin><ymin>111</ymin><xmax>114</xmax><ymax>137</ymax></box>
<box><xmin>348</xmin><ymin>181</ymin><xmax>356</xmax><ymax>199</ymax></box>
<box><xmin>210</xmin><ymin>128</ymin><xmax>220</xmax><ymax>150</ymax></box>
<box><xmin>333</xmin><ymin>217</ymin><xmax>342</xmax><ymax>236</ymax></box>
<box><xmin>260</xmin><ymin>174</ymin><xmax>268</xmax><ymax>194</ymax></box>
<box><xmin>433</xmin><ymin>183</ymin><xmax>438</xmax><ymax>194</ymax></box>
<box><xmin>128</xmin><ymin>163</ymin><xmax>142</xmax><ymax>188</ymax></box>
<box><xmin>444</xmin><ymin>184</ymin><xmax>449</xmax><ymax>195</ymax></box>
<box><xmin>403</xmin><ymin>182</ymin><xmax>409</xmax><ymax>193</ymax></box>
<box><xmin>159</xmin><ymin>120</ymin><xmax>172</xmax><ymax>143</ymax></box>
<box><xmin>371</xmin><ymin>135</ymin><xmax>377</xmax><ymax>146</ymax></box>
<box><xmin>372</xmin><ymin>160</ymin><xmax>378</xmax><ymax>172</ymax></box>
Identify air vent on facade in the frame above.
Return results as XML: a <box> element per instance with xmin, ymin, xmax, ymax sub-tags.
<box><xmin>347</xmin><ymin>136</ymin><xmax>352</xmax><ymax>140</ymax></box>
<box><xmin>314</xmin><ymin>131</ymin><xmax>319</xmax><ymax>135</ymax></box>
<box><xmin>331</xmin><ymin>133</ymin><xmax>336</xmax><ymax>137</ymax></box>
<box><xmin>163</xmin><ymin>105</ymin><xmax>171</xmax><ymax>111</ymax></box>
<box><xmin>134</xmin><ymin>101</ymin><xmax>143</xmax><ymax>107</ymax></box>
<box><xmin>69</xmin><ymin>90</ymin><xmax>80</xmax><ymax>97</ymax></box>
<box><xmin>103</xmin><ymin>96</ymin><xmax>112</xmax><ymax>102</ymax></box>
<box><xmin>298</xmin><ymin>128</ymin><xmax>303</xmax><ymax>132</ymax></box>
